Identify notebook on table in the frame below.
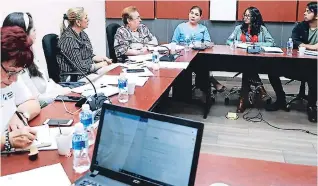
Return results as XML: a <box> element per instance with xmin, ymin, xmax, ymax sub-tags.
<box><xmin>74</xmin><ymin>103</ymin><xmax>204</xmax><ymax>186</ymax></box>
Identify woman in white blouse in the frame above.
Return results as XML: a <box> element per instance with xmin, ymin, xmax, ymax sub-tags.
<box><xmin>1</xmin><ymin>26</ymin><xmax>38</xmax><ymax>151</ymax></box>
<box><xmin>3</xmin><ymin>12</ymin><xmax>71</xmax><ymax>107</ymax></box>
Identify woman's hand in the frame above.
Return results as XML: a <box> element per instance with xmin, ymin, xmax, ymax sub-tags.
<box><xmin>9</xmin><ymin>127</ymin><xmax>37</xmax><ymax>149</ymax></box>
<box><xmin>8</xmin><ymin>113</ymin><xmax>28</xmax><ymax>131</ymax></box>
<box><xmin>93</xmin><ymin>56</ymin><xmax>113</xmax><ymax>64</ymax></box>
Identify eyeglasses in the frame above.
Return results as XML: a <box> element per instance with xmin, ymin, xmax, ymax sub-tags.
<box><xmin>1</xmin><ymin>63</ymin><xmax>25</xmax><ymax>78</ymax></box>
<box><xmin>243</xmin><ymin>14</ymin><xmax>251</xmax><ymax>18</ymax></box>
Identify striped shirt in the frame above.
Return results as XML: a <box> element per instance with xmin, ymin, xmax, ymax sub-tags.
<box><xmin>114</xmin><ymin>24</ymin><xmax>158</xmax><ymax>61</ymax></box>
<box><xmin>57</xmin><ymin>26</ymin><xmax>95</xmax><ymax>81</ymax></box>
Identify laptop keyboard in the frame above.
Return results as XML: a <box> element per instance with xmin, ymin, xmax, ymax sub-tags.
<box><xmin>79</xmin><ymin>179</ymin><xmax>105</xmax><ymax>186</ymax></box>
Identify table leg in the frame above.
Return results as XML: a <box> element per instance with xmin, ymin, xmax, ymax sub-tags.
<box><xmin>172</xmin><ymin>69</ymin><xmax>193</xmax><ymax>102</ymax></box>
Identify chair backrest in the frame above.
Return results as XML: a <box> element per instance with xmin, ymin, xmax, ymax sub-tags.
<box><xmin>106</xmin><ymin>23</ymin><xmax>121</xmax><ymax>63</ymax></box>
<box><xmin>42</xmin><ymin>34</ymin><xmax>60</xmax><ymax>83</ymax></box>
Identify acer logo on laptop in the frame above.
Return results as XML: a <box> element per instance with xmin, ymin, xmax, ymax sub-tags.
<box><xmin>133</xmin><ymin>180</ymin><xmax>140</xmax><ymax>184</ymax></box>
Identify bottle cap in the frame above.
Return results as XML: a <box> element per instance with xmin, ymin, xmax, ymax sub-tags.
<box><xmin>289</xmin><ymin>38</ymin><xmax>292</xmax><ymax>41</ymax></box>
<box><xmin>74</xmin><ymin>123</ymin><xmax>84</xmax><ymax>133</ymax></box>
<box><xmin>82</xmin><ymin>104</ymin><xmax>90</xmax><ymax>111</ymax></box>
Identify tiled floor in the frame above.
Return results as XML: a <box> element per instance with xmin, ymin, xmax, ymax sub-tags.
<box><xmin>161</xmin><ymin>80</ymin><xmax>318</xmax><ymax>166</ymax></box>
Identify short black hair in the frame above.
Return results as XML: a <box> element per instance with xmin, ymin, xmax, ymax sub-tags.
<box><xmin>190</xmin><ymin>6</ymin><xmax>203</xmax><ymax>16</ymax></box>
<box><xmin>307</xmin><ymin>2</ymin><xmax>317</xmax><ymax>16</ymax></box>
<box><xmin>2</xmin><ymin>12</ymin><xmax>34</xmax><ymax>34</ymax></box>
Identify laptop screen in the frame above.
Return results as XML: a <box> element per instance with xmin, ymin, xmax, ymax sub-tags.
<box><xmin>95</xmin><ymin>109</ymin><xmax>198</xmax><ymax>186</ymax></box>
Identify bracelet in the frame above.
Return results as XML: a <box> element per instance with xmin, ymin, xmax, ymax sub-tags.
<box><xmin>4</xmin><ymin>130</ymin><xmax>12</xmax><ymax>152</ymax></box>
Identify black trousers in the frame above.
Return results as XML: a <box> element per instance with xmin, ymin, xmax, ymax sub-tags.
<box><xmin>195</xmin><ymin>73</ymin><xmax>220</xmax><ymax>92</ymax></box>
<box><xmin>268</xmin><ymin>75</ymin><xmax>317</xmax><ymax>107</ymax></box>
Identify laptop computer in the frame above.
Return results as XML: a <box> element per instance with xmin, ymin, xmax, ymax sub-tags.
<box><xmin>74</xmin><ymin>103</ymin><xmax>204</xmax><ymax>186</ymax></box>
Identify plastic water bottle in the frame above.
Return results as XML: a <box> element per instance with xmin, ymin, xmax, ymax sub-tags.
<box><xmin>72</xmin><ymin>123</ymin><xmax>90</xmax><ymax>173</ymax></box>
<box><xmin>118</xmin><ymin>72</ymin><xmax>129</xmax><ymax>103</ymax></box>
<box><xmin>185</xmin><ymin>35</ymin><xmax>191</xmax><ymax>52</ymax></box>
<box><xmin>287</xmin><ymin>38</ymin><xmax>293</xmax><ymax>56</ymax></box>
<box><xmin>152</xmin><ymin>48</ymin><xmax>159</xmax><ymax>70</ymax></box>
<box><xmin>79</xmin><ymin>104</ymin><xmax>95</xmax><ymax>146</ymax></box>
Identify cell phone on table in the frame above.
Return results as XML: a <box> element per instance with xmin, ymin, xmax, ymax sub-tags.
<box><xmin>55</xmin><ymin>95</ymin><xmax>82</xmax><ymax>102</ymax></box>
<box><xmin>43</xmin><ymin>119</ymin><xmax>73</xmax><ymax>126</ymax></box>
<box><xmin>126</xmin><ymin>69</ymin><xmax>145</xmax><ymax>73</ymax></box>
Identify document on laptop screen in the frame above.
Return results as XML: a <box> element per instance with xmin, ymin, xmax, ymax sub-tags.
<box><xmin>95</xmin><ymin>110</ymin><xmax>198</xmax><ymax>186</ymax></box>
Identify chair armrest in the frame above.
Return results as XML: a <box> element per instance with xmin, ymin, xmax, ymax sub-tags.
<box><xmin>60</xmin><ymin>72</ymin><xmax>82</xmax><ymax>82</ymax></box>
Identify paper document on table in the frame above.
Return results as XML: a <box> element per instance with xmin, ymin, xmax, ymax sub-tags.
<box><xmin>93</xmin><ymin>75</ymin><xmax>148</xmax><ymax>87</ymax></box>
<box><xmin>158</xmin><ymin>62</ymin><xmax>189</xmax><ymax>69</ymax></box>
<box><xmin>161</xmin><ymin>43</ymin><xmax>185</xmax><ymax>50</ymax></box>
<box><xmin>148</xmin><ymin>44</ymin><xmax>185</xmax><ymax>51</ymax></box>
<box><xmin>304</xmin><ymin>50</ymin><xmax>318</xmax><ymax>56</ymax></box>
<box><xmin>128</xmin><ymin>54</ymin><xmax>153</xmax><ymax>62</ymax></box>
<box><xmin>120</xmin><ymin>62</ymin><xmax>147</xmax><ymax>69</ymax></box>
<box><xmin>78</xmin><ymin>63</ymin><xmax>120</xmax><ymax>83</ymax></box>
<box><xmin>123</xmin><ymin>67</ymin><xmax>154</xmax><ymax>77</ymax></box>
<box><xmin>39</xmin><ymin>127</ymin><xmax>74</xmax><ymax>151</ymax></box>
<box><xmin>73</xmin><ymin>84</ymin><xmax>119</xmax><ymax>97</ymax></box>
<box><xmin>236</xmin><ymin>43</ymin><xmax>252</xmax><ymax>49</ymax></box>
<box><xmin>262</xmin><ymin>47</ymin><xmax>283</xmax><ymax>53</ymax></box>
<box><xmin>0</xmin><ymin>163</ymin><xmax>71</xmax><ymax>186</ymax></box>
<box><xmin>17</xmin><ymin>125</ymin><xmax>52</xmax><ymax>150</ymax></box>
<box><xmin>96</xmin><ymin>63</ymin><xmax>120</xmax><ymax>75</ymax></box>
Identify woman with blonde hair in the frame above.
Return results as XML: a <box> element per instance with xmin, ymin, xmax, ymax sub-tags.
<box><xmin>57</xmin><ymin>7</ymin><xmax>112</xmax><ymax>81</ymax></box>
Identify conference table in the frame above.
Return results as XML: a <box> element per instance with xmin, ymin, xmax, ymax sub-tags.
<box><xmin>190</xmin><ymin>45</ymin><xmax>318</xmax><ymax>118</ymax></box>
<box><xmin>1</xmin><ymin>46</ymin><xmax>317</xmax><ymax>186</ymax></box>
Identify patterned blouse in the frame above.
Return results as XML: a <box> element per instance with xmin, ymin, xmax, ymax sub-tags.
<box><xmin>114</xmin><ymin>24</ymin><xmax>158</xmax><ymax>60</ymax></box>
<box><xmin>57</xmin><ymin>26</ymin><xmax>95</xmax><ymax>81</ymax></box>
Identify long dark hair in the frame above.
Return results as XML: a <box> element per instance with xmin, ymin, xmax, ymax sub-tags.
<box><xmin>241</xmin><ymin>7</ymin><xmax>265</xmax><ymax>36</ymax></box>
<box><xmin>307</xmin><ymin>2</ymin><xmax>317</xmax><ymax>16</ymax></box>
<box><xmin>2</xmin><ymin>12</ymin><xmax>43</xmax><ymax>78</ymax></box>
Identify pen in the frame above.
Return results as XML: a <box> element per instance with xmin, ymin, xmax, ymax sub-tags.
<box><xmin>16</xmin><ymin>111</ymin><xmax>28</xmax><ymax>126</ymax></box>
<box><xmin>1</xmin><ymin>148</ymin><xmax>29</xmax><ymax>156</ymax></box>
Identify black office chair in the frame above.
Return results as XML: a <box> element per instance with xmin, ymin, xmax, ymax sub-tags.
<box><xmin>106</xmin><ymin>23</ymin><xmax>121</xmax><ymax>63</ymax></box>
<box><xmin>285</xmin><ymin>81</ymin><xmax>308</xmax><ymax>110</ymax></box>
<box><xmin>42</xmin><ymin>34</ymin><xmax>81</xmax><ymax>83</ymax></box>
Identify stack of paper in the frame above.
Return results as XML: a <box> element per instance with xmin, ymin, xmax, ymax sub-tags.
<box><xmin>236</xmin><ymin>43</ymin><xmax>252</xmax><ymax>49</ymax></box>
<box><xmin>128</xmin><ymin>54</ymin><xmax>153</xmax><ymax>62</ymax></box>
<box><xmin>92</xmin><ymin>75</ymin><xmax>149</xmax><ymax>87</ymax></box>
<box><xmin>262</xmin><ymin>47</ymin><xmax>284</xmax><ymax>53</ymax></box>
<box><xmin>78</xmin><ymin>63</ymin><xmax>120</xmax><ymax>83</ymax></box>
<box><xmin>20</xmin><ymin>125</ymin><xmax>52</xmax><ymax>150</ymax></box>
<box><xmin>73</xmin><ymin>84</ymin><xmax>119</xmax><ymax>97</ymax></box>
<box><xmin>148</xmin><ymin>44</ymin><xmax>185</xmax><ymax>51</ymax></box>
<box><xmin>120</xmin><ymin>62</ymin><xmax>147</xmax><ymax>69</ymax></box>
<box><xmin>304</xmin><ymin>50</ymin><xmax>318</xmax><ymax>56</ymax></box>
<box><xmin>0</xmin><ymin>163</ymin><xmax>71</xmax><ymax>186</ymax></box>
<box><xmin>22</xmin><ymin>125</ymin><xmax>74</xmax><ymax>151</ymax></box>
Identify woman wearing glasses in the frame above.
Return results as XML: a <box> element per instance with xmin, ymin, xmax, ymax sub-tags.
<box><xmin>114</xmin><ymin>6</ymin><xmax>158</xmax><ymax>62</ymax></box>
<box><xmin>3</xmin><ymin>12</ymin><xmax>71</xmax><ymax>107</ymax></box>
<box><xmin>1</xmin><ymin>26</ymin><xmax>38</xmax><ymax>151</ymax></box>
<box><xmin>226</xmin><ymin>7</ymin><xmax>275</xmax><ymax>113</ymax></box>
